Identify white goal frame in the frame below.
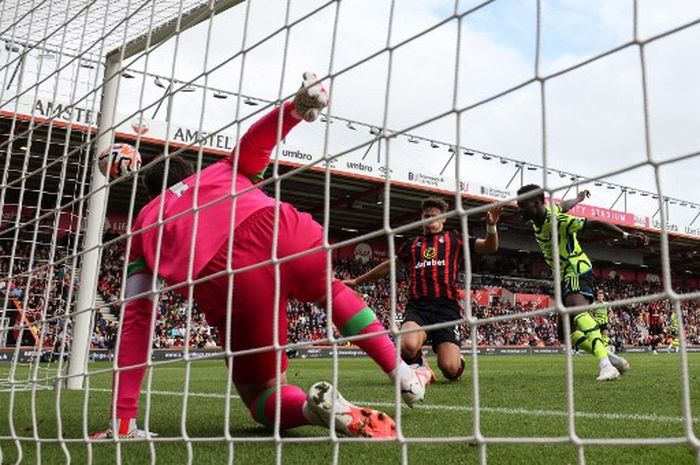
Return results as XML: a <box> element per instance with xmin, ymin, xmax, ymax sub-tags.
<box><xmin>45</xmin><ymin>0</ymin><xmax>247</xmax><ymax>390</ymax></box>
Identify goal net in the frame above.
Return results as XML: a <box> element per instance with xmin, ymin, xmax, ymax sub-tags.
<box><xmin>1</xmin><ymin>0</ymin><xmax>699</xmax><ymax>464</ymax></box>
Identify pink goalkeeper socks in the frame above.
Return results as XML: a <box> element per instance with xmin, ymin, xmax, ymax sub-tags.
<box><xmin>250</xmin><ymin>384</ymin><xmax>309</xmax><ymax>429</ymax></box>
<box><xmin>330</xmin><ymin>280</ymin><xmax>398</xmax><ymax>375</ymax></box>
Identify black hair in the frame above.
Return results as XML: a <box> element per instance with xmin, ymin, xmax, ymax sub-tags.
<box><xmin>142</xmin><ymin>155</ymin><xmax>195</xmax><ymax>198</ymax></box>
<box><xmin>516</xmin><ymin>184</ymin><xmax>544</xmax><ymax>203</ymax></box>
<box><xmin>421</xmin><ymin>197</ymin><xmax>449</xmax><ymax>213</ymax></box>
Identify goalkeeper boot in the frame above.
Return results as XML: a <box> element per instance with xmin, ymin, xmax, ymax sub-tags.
<box><xmin>90</xmin><ymin>418</ymin><xmax>159</xmax><ymax>439</ymax></box>
<box><xmin>401</xmin><ymin>365</ymin><xmax>435</xmax><ymax>407</ymax></box>
<box><xmin>305</xmin><ymin>382</ymin><xmax>396</xmax><ymax>439</ymax></box>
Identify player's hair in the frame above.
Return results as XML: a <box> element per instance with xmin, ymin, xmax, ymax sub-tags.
<box><xmin>516</xmin><ymin>184</ymin><xmax>545</xmax><ymax>203</ymax></box>
<box><xmin>421</xmin><ymin>196</ymin><xmax>448</xmax><ymax>213</ymax></box>
<box><xmin>142</xmin><ymin>155</ymin><xmax>195</xmax><ymax>198</ymax></box>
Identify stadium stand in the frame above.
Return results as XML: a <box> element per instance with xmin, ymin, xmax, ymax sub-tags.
<box><xmin>2</xmin><ymin>239</ymin><xmax>697</xmax><ymax>351</ymax></box>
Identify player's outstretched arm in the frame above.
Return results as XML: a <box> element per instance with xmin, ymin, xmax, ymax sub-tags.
<box><xmin>235</xmin><ymin>72</ymin><xmax>328</xmax><ymax>181</ymax></box>
<box><xmin>559</xmin><ymin>189</ymin><xmax>590</xmax><ymax>213</ymax></box>
<box><xmin>586</xmin><ymin>219</ymin><xmax>649</xmax><ymax>247</ymax></box>
<box><xmin>473</xmin><ymin>205</ymin><xmax>501</xmax><ymax>254</ymax></box>
<box><xmin>344</xmin><ymin>259</ymin><xmax>401</xmax><ymax>289</ymax></box>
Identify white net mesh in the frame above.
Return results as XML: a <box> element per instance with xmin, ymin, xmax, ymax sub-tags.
<box><xmin>1</xmin><ymin>0</ymin><xmax>699</xmax><ymax>464</ymax></box>
<box><xmin>0</xmin><ymin>0</ymin><xmax>240</xmax><ymax>59</ymax></box>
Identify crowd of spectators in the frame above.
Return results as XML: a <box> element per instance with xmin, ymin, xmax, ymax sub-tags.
<box><xmin>2</xmin><ymin>240</ymin><xmax>698</xmax><ymax>352</ymax></box>
<box><xmin>0</xmin><ymin>240</ymin><xmax>73</xmax><ymax>351</ymax></box>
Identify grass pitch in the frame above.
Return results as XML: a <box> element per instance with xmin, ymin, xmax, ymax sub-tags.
<box><xmin>1</xmin><ymin>353</ymin><xmax>698</xmax><ymax>464</ymax></box>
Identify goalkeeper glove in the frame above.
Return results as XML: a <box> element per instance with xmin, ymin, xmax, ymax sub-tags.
<box><xmin>293</xmin><ymin>71</ymin><xmax>328</xmax><ymax>122</ymax></box>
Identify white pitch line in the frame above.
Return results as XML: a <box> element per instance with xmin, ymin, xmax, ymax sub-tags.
<box><xmin>87</xmin><ymin>388</ymin><xmax>700</xmax><ymax>424</ymax></box>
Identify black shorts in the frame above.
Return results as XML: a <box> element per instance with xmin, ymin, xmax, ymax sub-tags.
<box><xmin>403</xmin><ymin>297</ymin><xmax>462</xmax><ymax>351</ymax></box>
<box><xmin>556</xmin><ymin>313</ymin><xmax>577</xmax><ymax>342</ymax></box>
<box><xmin>649</xmin><ymin>324</ymin><xmax>664</xmax><ymax>336</ymax></box>
<box><xmin>561</xmin><ymin>271</ymin><xmax>595</xmax><ymax>303</ymax></box>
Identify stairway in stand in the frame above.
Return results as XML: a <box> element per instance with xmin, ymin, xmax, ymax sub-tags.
<box><xmin>94</xmin><ymin>294</ymin><xmax>118</xmax><ymax>323</ymax></box>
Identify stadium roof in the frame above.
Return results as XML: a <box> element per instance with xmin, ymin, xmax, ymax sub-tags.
<box><xmin>2</xmin><ymin>115</ymin><xmax>699</xmax><ymax>276</ymax></box>
<box><xmin>0</xmin><ymin>0</ymin><xmax>243</xmax><ymax>61</ymax></box>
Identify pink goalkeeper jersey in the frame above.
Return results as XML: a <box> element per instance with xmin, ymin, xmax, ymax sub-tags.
<box><xmin>129</xmin><ymin>101</ymin><xmax>301</xmax><ymax>284</ymax></box>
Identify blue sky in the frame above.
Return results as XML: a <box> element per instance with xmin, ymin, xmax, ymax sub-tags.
<box><xmin>438</xmin><ymin>0</ymin><xmax>632</xmax><ymax>71</ymax></box>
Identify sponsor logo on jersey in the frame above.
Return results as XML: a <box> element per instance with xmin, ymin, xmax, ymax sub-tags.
<box><xmin>415</xmin><ymin>258</ymin><xmax>445</xmax><ymax>269</ymax></box>
<box><xmin>169</xmin><ymin>181</ymin><xmax>189</xmax><ymax>197</ymax></box>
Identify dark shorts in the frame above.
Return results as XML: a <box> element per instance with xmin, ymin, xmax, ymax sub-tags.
<box><xmin>555</xmin><ymin>271</ymin><xmax>596</xmax><ymax>341</ymax></box>
<box><xmin>561</xmin><ymin>271</ymin><xmax>595</xmax><ymax>303</ymax></box>
<box><xmin>403</xmin><ymin>297</ymin><xmax>462</xmax><ymax>352</ymax></box>
<box><xmin>649</xmin><ymin>324</ymin><xmax>664</xmax><ymax>336</ymax></box>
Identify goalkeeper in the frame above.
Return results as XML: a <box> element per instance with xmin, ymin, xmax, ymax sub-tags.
<box><xmin>92</xmin><ymin>73</ymin><xmax>433</xmax><ymax>440</ymax></box>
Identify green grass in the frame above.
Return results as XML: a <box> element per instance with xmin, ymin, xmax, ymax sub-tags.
<box><xmin>1</xmin><ymin>354</ymin><xmax>699</xmax><ymax>464</ymax></box>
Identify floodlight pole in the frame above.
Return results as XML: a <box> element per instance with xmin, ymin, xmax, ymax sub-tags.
<box><xmin>67</xmin><ymin>54</ymin><xmax>120</xmax><ymax>389</ymax></box>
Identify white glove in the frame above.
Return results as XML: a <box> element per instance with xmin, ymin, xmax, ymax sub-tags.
<box><xmin>293</xmin><ymin>71</ymin><xmax>328</xmax><ymax>122</ymax></box>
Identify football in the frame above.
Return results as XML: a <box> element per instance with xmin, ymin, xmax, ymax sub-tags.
<box><xmin>98</xmin><ymin>143</ymin><xmax>142</xmax><ymax>179</ymax></box>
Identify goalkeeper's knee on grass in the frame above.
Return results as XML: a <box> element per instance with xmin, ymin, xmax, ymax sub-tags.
<box><xmin>248</xmin><ymin>384</ymin><xmax>309</xmax><ymax>430</ymax></box>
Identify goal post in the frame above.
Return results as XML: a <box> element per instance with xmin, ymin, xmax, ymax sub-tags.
<box><xmin>59</xmin><ymin>0</ymin><xmax>247</xmax><ymax>390</ymax></box>
<box><xmin>115</xmin><ymin>0</ymin><xmax>245</xmax><ymax>61</ymax></box>
<box><xmin>66</xmin><ymin>54</ymin><xmax>118</xmax><ymax>390</ymax></box>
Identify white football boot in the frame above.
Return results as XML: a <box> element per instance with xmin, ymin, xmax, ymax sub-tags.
<box><xmin>400</xmin><ymin>364</ymin><xmax>435</xmax><ymax>407</ymax></box>
<box><xmin>596</xmin><ymin>363</ymin><xmax>621</xmax><ymax>381</ymax></box>
<box><xmin>607</xmin><ymin>352</ymin><xmax>630</xmax><ymax>374</ymax></box>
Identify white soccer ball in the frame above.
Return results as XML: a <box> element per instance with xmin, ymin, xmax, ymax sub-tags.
<box><xmin>98</xmin><ymin>143</ymin><xmax>142</xmax><ymax>179</ymax></box>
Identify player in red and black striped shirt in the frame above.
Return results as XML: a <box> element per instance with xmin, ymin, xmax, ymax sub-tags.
<box><xmin>345</xmin><ymin>197</ymin><xmax>501</xmax><ymax>381</ymax></box>
<box><xmin>647</xmin><ymin>307</ymin><xmax>664</xmax><ymax>354</ymax></box>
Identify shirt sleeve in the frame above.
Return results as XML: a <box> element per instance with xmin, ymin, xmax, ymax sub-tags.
<box><xmin>448</xmin><ymin>229</ymin><xmax>463</xmax><ymax>248</ymax></box>
<box><xmin>397</xmin><ymin>238</ymin><xmax>413</xmax><ymax>263</ymax></box>
<box><xmin>114</xmin><ymin>215</ymin><xmax>159</xmax><ymax>419</ymax></box>
<box><xmin>231</xmin><ymin>101</ymin><xmax>302</xmax><ymax>181</ymax></box>
<box><xmin>558</xmin><ymin>211</ymin><xmax>587</xmax><ymax>234</ymax></box>
<box><xmin>126</xmin><ymin>215</ymin><xmax>148</xmax><ymax>278</ymax></box>
<box><xmin>450</xmin><ymin>230</ymin><xmax>471</xmax><ymax>253</ymax></box>
<box><xmin>115</xmin><ymin>276</ymin><xmax>156</xmax><ymax>419</ymax></box>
